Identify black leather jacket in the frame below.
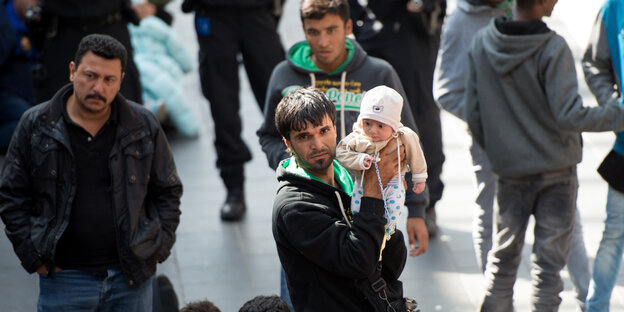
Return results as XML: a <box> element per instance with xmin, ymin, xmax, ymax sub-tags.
<box><xmin>0</xmin><ymin>84</ymin><xmax>182</xmax><ymax>286</ymax></box>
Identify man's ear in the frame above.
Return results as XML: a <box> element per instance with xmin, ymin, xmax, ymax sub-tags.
<box><xmin>69</xmin><ymin>61</ymin><xmax>76</xmax><ymax>82</ymax></box>
<box><xmin>282</xmin><ymin>137</ymin><xmax>292</xmax><ymax>153</ymax></box>
<box><xmin>345</xmin><ymin>18</ymin><xmax>353</xmax><ymax>36</ymax></box>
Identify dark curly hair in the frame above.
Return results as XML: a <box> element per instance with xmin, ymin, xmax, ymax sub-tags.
<box><xmin>180</xmin><ymin>299</ymin><xmax>222</xmax><ymax>312</ymax></box>
<box><xmin>300</xmin><ymin>0</ymin><xmax>350</xmax><ymax>24</ymax></box>
<box><xmin>275</xmin><ymin>87</ymin><xmax>336</xmax><ymax>141</ymax></box>
<box><xmin>239</xmin><ymin>295</ymin><xmax>290</xmax><ymax>312</ymax></box>
<box><xmin>74</xmin><ymin>34</ymin><xmax>127</xmax><ymax>71</ymax></box>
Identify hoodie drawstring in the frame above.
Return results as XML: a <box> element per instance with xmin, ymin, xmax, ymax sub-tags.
<box><xmin>309</xmin><ymin>71</ymin><xmax>348</xmax><ymax>140</ymax></box>
<box><xmin>339</xmin><ymin>71</ymin><xmax>347</xmax><ymax>140</ymax></box>
<box><xmin>335</xmin><ymin>191</ymin><xmax>351</xmax><ymax>228</ymax></box>
<box><xmin>394</xmin><ymin>134</ymin><xmax>401</xmax><ymax>188</ymax></box>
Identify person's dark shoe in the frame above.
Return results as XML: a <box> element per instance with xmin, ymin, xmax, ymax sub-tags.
<box><xmin>425</xmin><ymin>209</ymin><xmax>438</xmax><ymax>238</ymax></box>
<box><xmin>220</xmin><ymin>189</ymin><xmax>246</xmax><ymax>221</ymax></box>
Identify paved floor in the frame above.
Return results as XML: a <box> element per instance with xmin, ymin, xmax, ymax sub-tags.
<box><xmin>2</xmin><ymin>1</ymin><xmax>624</xmax><ymax>311</ymax></box>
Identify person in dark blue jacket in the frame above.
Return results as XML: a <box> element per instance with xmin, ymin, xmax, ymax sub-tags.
<box><xmin>0</xmin><ymin>0</ymin><xmax>38</xmax><ymax>153</ymax></box>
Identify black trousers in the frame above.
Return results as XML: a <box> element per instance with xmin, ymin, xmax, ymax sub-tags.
<box><xmin>195</xmin><ymin>6</ymin><xmax>284</xmax><ymax>190</ymax></box>
<box><xmin>363</xmin><ymin>18</ymin><xmax>445</xmax><ymax>211</ymax></box>
<box><xmin>33</xmin><ymin>20</ymin><xmax>142</xmax><ymax>104</ymax></box>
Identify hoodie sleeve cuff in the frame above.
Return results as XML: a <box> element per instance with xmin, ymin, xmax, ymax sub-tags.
<box><xmin>359</xmin><ymin>197</ymin><xmax>386</xmax><ymax>217</ymax></box>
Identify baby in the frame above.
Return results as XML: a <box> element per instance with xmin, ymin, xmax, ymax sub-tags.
<box><xmin>336</xmin><ymin>85</ymin><xmax>427</xmax><ymax>238</ymax></box>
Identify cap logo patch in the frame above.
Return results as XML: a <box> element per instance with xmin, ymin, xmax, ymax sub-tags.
<box><xmin>372</xmin><ymin>105</ymin><xmax>383</xmax><ymax>113</ymax></box>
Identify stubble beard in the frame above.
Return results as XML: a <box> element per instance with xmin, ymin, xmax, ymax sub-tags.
<box><xmin>293</xmin><ymin>147</ymin><xmax>335</xmax><ymax>173</ymax></box>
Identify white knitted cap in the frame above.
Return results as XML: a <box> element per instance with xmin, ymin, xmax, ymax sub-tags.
<box><xmin>358</xmin><ymin>85</ymin><xmax>403</xmax><ymax>131</ymax></box>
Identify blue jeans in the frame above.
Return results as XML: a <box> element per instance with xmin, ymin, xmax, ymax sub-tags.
<box><xmin>586</xmin><ymin>187</ymin><xmax>624</xmax><ymax>312</ymax></box>
<box><xmin>38</xmin><ymin>269</ymin><xmax>153</xmax><ymax>312</ymax></box>
<box><xmin>0</xmin><ymin>91</ymin><xmax>31</xmax><ymax>151</ymax></box>
<box><xmin>280</xmin><ymin>267</ymin><xmax>294</xmax><ymax>311</ymax></box>
<box><xmin>481</xmin><ymin>167</ymin><xmax>578</xmax><ymax>312</ymax></box>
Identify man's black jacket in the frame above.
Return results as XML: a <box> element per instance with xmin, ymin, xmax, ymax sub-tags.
<box><xmin>0</xmin><ymin>84</ymin><xmax>182</xmax><ymax>285</ymax></box>
<box><xmin>273</xmin><ymin>158</ymin><xmax>407</xmax><ymax>311</ymax></box>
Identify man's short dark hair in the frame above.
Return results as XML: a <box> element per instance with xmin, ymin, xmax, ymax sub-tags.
<box><xmin>74</xmin><ymin>34</ymin><xmax>127</xmax><ymax>71</ymax></box>
<box><xmin>275</xmin><ymin>87</ymin><xmax>336</xmax><ymax>141</ymax></box>
<box><xmin>300</xmin><ymin>0</ymin><xmax>350</xmax><ymax>24</ymax></box>
<box><xmin>180</xmin><ymin>299</ymin><xmax>221</xmax><ymax>312</ymax></box>
<box><xmin>515</xmin><ymin>0</ymin><xmax>538</xmax><ymax>10</ymax></box>
<box><xmin>238</xmin><ymin>295</ymin><xmax>290</xmax><ymax>312</ymax></box>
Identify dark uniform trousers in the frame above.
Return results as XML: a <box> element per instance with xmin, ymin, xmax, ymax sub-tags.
<box><xmin>194</xmin><ymin>5</ymin><xmax>284</xmax><ymax>190</ymax></box>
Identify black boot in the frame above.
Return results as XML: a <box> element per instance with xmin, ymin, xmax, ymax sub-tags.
<box><xmin>220</xmin><ymin>188</ymin><xmax>246</xmax><ymax>221</ymax></box>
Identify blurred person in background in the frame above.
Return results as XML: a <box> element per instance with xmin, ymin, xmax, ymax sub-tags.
<box><xmin>31</xmin><ymin>0</ymin><xmax>143</xmax><ymax>104</ymax></box>
<box><xmin>0</xmin><ymin>0</ymin><xmax>39</xmax><ymax>153</ymax></box>
<box><xmin>181</xmin><ymin>0</ymin><xmax>285</xmax><ymax>221</ymax></box>
<box><xmin>129</xmin><ymin>0</ymin><xmax>200</xmax><ymax>137</ymax></box>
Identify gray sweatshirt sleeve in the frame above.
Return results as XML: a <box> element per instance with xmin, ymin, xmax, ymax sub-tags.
<box><xmin>546</xmin><ymin>36</ymin><xmax>624</xmax><ymax>132</ymax></box>
<box><xmin>582</xmin><ymin>12</ymin><xmax>620</xmax><ymax>107</ymax></box>
<box><xmin>464</xmin><ymin>49</ymin><xmax>484</xmax><ymax>147</ymax></box>
<box><xmin>257</xmin><ymin>68</ymin><xmax>291</xmax><ymax>171</ymax></box>
<box><xmin>434</xmin><ymin>13</ymin><xmax>469</xmax><ymax>119</ymax></box>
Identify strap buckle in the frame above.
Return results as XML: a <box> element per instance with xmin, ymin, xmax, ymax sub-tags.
<box><xmin>371</xmin><ymin>277</ymin><xmax>386</xmax><ymax>293</ymax></box>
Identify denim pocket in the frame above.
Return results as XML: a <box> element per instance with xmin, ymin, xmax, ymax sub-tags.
<box><xmin>195</xmin><ymin>17</ymin><xmax>211</xmax><ymax>36</ymax></box>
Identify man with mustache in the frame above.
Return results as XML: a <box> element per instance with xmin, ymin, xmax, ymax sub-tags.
<box><xmin>0</xmin><ymin>34</ymin><xmax>182</xmax><ymax>311</ymax></box>
<box><xmin>272</xmin><ymin>87</ymin><xmax>416</xmax><ymax>311</ymax></box>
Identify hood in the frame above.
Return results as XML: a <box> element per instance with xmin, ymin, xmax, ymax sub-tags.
<box><xmin>287</xmin><ymin>38</ymin><xmax>367</xmax><ymax>75</ymax></box>
<box><xmin>277</xmin><ymin>157</ymin><xmax>353</xmax><ymax>195</ymax></box>
<box><xmin>462</xmin><ymin>0</ymin><xmax>513</xmax><ymax>13</ymax></box>
<box><xmin>479</xmin><ymin>18</ymin><xmax>554</xmax><ymax>75</ymax></box>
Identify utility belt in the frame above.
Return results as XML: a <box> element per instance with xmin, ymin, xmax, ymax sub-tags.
<box><xmin>56</xmin><ymin>11</ymin><xmax>125</xmax><ymax>32</ymax></box>
<box><xmin>33</xmin><ymin>9</ymin><xmax>137</xmax><ymax>47</ymax></box>
<box><xmin>194</xmin><ymin>4</ymin><xmax>271</xmax><ymax>16</ymax></box>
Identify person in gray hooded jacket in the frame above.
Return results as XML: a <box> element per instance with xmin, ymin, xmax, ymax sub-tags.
<box><xmin>436</xmin><ymin>0</ymin><xmax>590</xmax><ymax>309</ymax></box>
<box><xmin>464</xmin><ymin>0</ymin><xmax>624</xmax><ymax>310</ymax></box>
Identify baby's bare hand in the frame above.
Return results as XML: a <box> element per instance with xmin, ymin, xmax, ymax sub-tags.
<box><xmin>362</xmin><ymin>155</ymin><xmax>375</xmax><ymax>168</ymax></box>
<box><xmin>412</xmin><ymin>183</ymin><xmax>426</xmax><ymax>194</ymax></box>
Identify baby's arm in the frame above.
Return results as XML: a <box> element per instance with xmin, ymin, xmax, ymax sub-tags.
<box><xmin>399</xmin><ymin>127</ymin><xmax>428</xmax><ymax>184</ymax></box>
<box><xmin>336</xmin><ymin>133</ymin><xmax>376</xmax><ymax>170</ymax></box>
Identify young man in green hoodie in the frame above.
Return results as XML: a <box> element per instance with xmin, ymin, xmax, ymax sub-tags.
<box><xmin>465</xmin><ymin>0</ymin><xmax>624</xmax><ymax>310</ymax></box>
